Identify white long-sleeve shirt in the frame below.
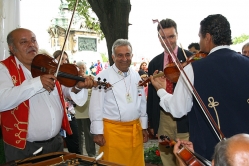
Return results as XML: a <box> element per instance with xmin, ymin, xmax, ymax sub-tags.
<box><xmin>157</xmin><ymin>46</ymin><xmax>230</xmax><ymax>118</ymax></box>
<box><xmin>89</xmin><ymin>64</ymin><xmax>148</xmax><ymax>134</ymax></box>
<box><xmin>0</xmin><ymin>56</ymin><xmax>88</xmax><ymax>142</ymax></box>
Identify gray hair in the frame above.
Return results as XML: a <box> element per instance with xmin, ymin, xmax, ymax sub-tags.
<box><xmin>111</xmin><ymin>39</ymin><xmax>132</xmax><ymax>55</ymax></box>
<box><xmin>76</xmin><ymin>61</ymin><xmax>85</xmax><ymax>67</ymax></box>
<box><xmin>212</xmin><ymin>139</ymin><xmax>230</xmax><ymax>166</ymax></box>
<box><xmin>242</xmin><ymin>42</ymin><xmax>249</xmax><ymax>52</ymax></box>
<box><xmin>7</xmin><ymin>28</ymin><xmax>30</xmax><ymax>56</ymax></box>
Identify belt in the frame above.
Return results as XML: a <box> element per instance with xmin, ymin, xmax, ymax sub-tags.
<box><xmin>34</xmin><ymin>136</ymin><xmax>56</xmax><ymax>144</ymax></box>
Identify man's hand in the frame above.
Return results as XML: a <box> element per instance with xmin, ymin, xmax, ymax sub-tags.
<box><xmin>173</xmin><ymin>139</ymin><xmax>194</xmax><ymax>166</ymax></box>
<box><xmin>142</xmin><ymin>129</ymin><xmax>149</xmax><ymax>143</ymax></box>
<box><xmin>150</xmin><ymin>70</ymin><xmax>166</xmax><ymax>91</ymax></box>
<box><xmin>72</xmin><ymin>76</ymin><xmax>95</xmax><ymax>93</ymax></box>
<box><xmin>149</xmin><ymin>128</ymin><xmax>158</xmax><ymax>138</ymax></box>
<box><xmin>173</xmin><ymin>138</ymin><xmax>194</xmax><ymax>155</ymax></box>
<box><xmin>93</xmin><ymin>134</ymin><xmax>106</xmax><ymax>146</ymax></box>
<box><xmin>40</xmin><ymin>74</ymin><xmax>57</xmax><ymax>92</ymax></box>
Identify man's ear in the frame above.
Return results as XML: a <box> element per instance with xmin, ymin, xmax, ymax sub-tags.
<box><xmin>9</xmin><ymin>44</ymin><xmax>16</xmax><ymax>55</ymax></box>
<box><xmin>9</xmin><ymin>44</ymin><xmax>13</xmax><ymax>53</ymax></box>
<box><xmin>205</xmin><ymin>33</ymin><xmax>212</xmax><ymax>43</ymax></box>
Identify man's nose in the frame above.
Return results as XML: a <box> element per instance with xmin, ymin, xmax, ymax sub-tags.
<box><xmin>28</xmin><ymin>41</ymin><xmax>36</xmax><ymax>46</ymax></box>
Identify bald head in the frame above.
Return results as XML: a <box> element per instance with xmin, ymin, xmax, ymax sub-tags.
<box><xmin>213</xmin><ymin>134</ymin><xmax>249</xmax><ymax>166</ymax></box>
<box><xmin>227</xmin><ymin>134</ymin><xmax>249</xmax><ymax>165</ymax></box>
<box><xmin>6</xmin><ymin>28</ymin><xmax>39</xmax><ymax>70</ymax></box>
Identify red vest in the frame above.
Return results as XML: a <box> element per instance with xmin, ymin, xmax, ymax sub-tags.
<box><xmin>0</xmin><ymin>56</ymin><xmax>72</xmax><ymax>149</ymax></box>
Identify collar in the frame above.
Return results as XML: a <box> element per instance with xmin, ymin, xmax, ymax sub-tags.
<box><xmin>14</xmin><ymin>56</ymin><xmax>31</xmax><ymax>75</ymax></box>
<box><xmin>209</xmin><ymin>45</ymin><xmax>231</xmax><ymax>55</ymax></box>
<box><xmin>14</xmin><ymin>56</ymin><xmax>22</xmax><ymax>69</ymax></box>
<box><xmin>112</xmin><ymin>64</ymin><xmax>130</xmax><ymax>77</ymax></box>
<box><xmin>164</xmin><ymin>45</ymin><xmax>178</xmax><ymax>59</ymax></box>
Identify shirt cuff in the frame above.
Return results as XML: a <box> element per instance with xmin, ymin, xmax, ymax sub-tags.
<box><xmin>90</xmin><ymin>120</ymin><xmax>103</xmax><ymax>134</ymax></box>
<box><xmin>140</xmin><ymin>116</ymin><xmax>148</xmax><ymax>129</ymax></box>
<box><xmin>69</xmin><ymin>88</ymin><xmax>88</xmax><ymax>106</ymax></box>
<box><xmin>157</xmin><ymin>88</ymin><xmax>168</xmax><ymax>98</ymax></box>
<box><xmin>33</xmin><ymin>76</ymin><xmax>44</xmax><ymax>91</ymax></box>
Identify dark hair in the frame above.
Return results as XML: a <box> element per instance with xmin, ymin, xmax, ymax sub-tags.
<box><xmin>200</xmin><ymin>14</ymin><xmax>232</xmax><ymax>46</ymax></box>
<box><xmin>53</xmin><ymin>50</ymin><xmax>68</xmax><ymax>59</ymax></box>
<box><xmin>139</xmin><ymin>62</ymin><xmax>147</xmax><ymax>70</ymax></box>
<box><xmin>188</xmin><ymin>43</ymin><xmax>200</xmax><ymax>50</ymax></box>
<box><xmin>157</xmin><ymin>18</ymin><xmax>177</xmax><ymax>34</ymax></box>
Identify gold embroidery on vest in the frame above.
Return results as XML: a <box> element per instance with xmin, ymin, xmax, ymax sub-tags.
<box><xmin>11</xmin><ymin>59</ymin><xmax>22</xmax><ymax>82</ymax></box>
<box><xmin>208</xmin><ymin>97</ymin><xmax>220</xmax><ymax>130</ymax></box>
<box><xmin>3</xmin><ymin>125</ymin><xmax>13</xmax><ymax>132</ymax></box>
<box><xmin>23</xmin><ymin>101</ymin><xmax>29</xmax><ymax>109</ymax></box>
<box><xmin>11</xmin><ymin>108</ymin><xmax>28</xmax><ymax>144</ymax></box>
<box><xmin>12</xmin><ymin>75</ymin><xmax>18</xmax><ymax>85</ymax></box>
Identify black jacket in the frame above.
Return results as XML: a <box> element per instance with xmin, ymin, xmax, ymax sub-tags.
<box><xmin>147</xmin><ymin>47</ymin><xmax>193</xmax><ymax>135</ymax></box>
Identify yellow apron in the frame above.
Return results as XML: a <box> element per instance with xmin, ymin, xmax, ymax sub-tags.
<box><xmin>99</xmin><ymin>118</ymin><xmax>145</xmax><ymax>166</ymax></box>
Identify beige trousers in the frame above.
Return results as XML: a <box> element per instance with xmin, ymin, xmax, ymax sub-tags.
<box><xmin>158</xmin><ymin>110</ymin><xmax>189</xmax><ymax>166</ymax></box>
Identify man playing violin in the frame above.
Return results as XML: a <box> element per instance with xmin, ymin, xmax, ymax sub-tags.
<box><xmin>0</xmin><ymin>28</ymin><xmax>94</xmax><ymax>161</ymax></box>
<box><xmin>150</xmin><ymin>14</ymin><xmax>249</xmax><ymax>161</ymax></box>
<box><xmin>147</xmin><ymin>18</ymin><xmax>192</xmax><ymax>166</ymax></box>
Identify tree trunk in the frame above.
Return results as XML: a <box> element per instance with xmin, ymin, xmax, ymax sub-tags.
<box><xmin>87</xmin><ymin>0</ymin><xmax>131</xmax><ymax>65</ymax></box>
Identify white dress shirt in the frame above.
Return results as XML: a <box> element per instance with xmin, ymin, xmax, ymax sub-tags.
<box><xmin>89</xmin><ymin>64</ymin><xmax>148</xmax><ymax>134</ymax></box>
<box><xmin>157</xmin><ymin>46</ymin><xmax>231</xmax><ymax>118</ymax></box>
<box><xmin>0</xmin><ymin>56</ymin><xmax>88</xmax><ymax>142</ymax></box>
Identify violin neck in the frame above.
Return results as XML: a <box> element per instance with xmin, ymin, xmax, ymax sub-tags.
<box><xmin>58</xmin><ymin>71</ymin><xmax>85</xmax><ymax>82</ymax></box>
<box><xmin>153</xmin><ymin>71</ymin><xmax>164</xmax><ymax>78</ymax></box>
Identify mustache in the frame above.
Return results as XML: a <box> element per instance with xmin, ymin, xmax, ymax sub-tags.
<box><xmin>27</xmin><ymin>47</ymin><xmax>37</xmax><ymax>53</ymax></box>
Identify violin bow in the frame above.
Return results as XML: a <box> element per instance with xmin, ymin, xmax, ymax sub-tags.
<box><xmin>153</xmin><ymin>19</ymin><xmax>225</xmax><ymax>141</ymax></box>
<box><xmin>55</xmin><ymin>0</ymin><xmax>79</xmax><ymax>77</ymax></box>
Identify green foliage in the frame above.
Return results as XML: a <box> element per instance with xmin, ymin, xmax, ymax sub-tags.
<box><xmin>66</xmin><ymin>0</ymin><xmax>104</xmax><ymax>40</ymax></box>
<box><xmin>232</xmin><ymin>34</ymin><xmax>249</xmax><ymax>45</ymax></box>
<box><xmin>100</xmin><ymin>53</ymin><xmax>108</xmax><ymax>62</ymax></box>
<box><xmin>144</xmin><ymin>145</ymin><xmax>162</xmax><ymax>165</ymax></box>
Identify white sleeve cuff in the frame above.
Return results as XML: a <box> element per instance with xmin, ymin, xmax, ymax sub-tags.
<box><xmin>139</xmin><ymin>116</ymin><xmax>148</xmax><ymax>129</ymax></box>
<box><xmin>90</xmin><ymin>120</ymin><xmax>103</xmax><ymax>134</ymax></box>
<box><xmin>69</xmin><ymin>88</ymin><xmax>88</xmax><ymax>106</ymax></box>
<box><xmin>157</xmin><ymin>88</ymin><xmax>168</xmax><ymax>98</ymax></box>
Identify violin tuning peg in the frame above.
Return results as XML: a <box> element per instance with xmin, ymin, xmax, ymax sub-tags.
<box><xmin>103</xmin><ymin>78</ymin><xmax>106</xmax><ymax>82</ymax></box>
<box><xmin>98</xmin><ymin>86</ymin><xmax>101</xmax><ymax>89</ymax></box>
<box><xmin>97</xmin><ymin>77</ymin><xmax>101</xmax><ymax>81</ymax></box>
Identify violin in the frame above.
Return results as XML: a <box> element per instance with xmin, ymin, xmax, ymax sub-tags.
<box><xmin>31</xmin><ymin>54</ymin><xmax>111</xmax><ymax>89</ymax></box>
<box><xmin>159</xmin><ymin>135</ymin><xmax>211</xmax><ymax>166</ymax></box>
<box><xmin>138</xmin><ymin>52</ymin><xmax>207</xmax><ymax>86</ymax></box>
<box><xmin>163</xmin><ymin>52</ymin><xmax>207</xmax><ymax>83</ymax></box>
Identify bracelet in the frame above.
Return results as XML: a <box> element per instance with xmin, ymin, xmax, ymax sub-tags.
<box><xmin>74</xmin><ymin>86</ymin><xmax>82</xmax><ymax>91</ymax></box>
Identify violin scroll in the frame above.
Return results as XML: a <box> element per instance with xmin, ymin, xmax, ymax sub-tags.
<box><xmin>96</xmin><ymin>77</ymin><xmax>111</xmax><ymax>90</ymax></box>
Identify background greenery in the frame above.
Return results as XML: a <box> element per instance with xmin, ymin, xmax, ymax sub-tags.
<box><xmin>144</xmin><ymin>145</ymin><xmax>162</xmax><ymax>165</ymax></box>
